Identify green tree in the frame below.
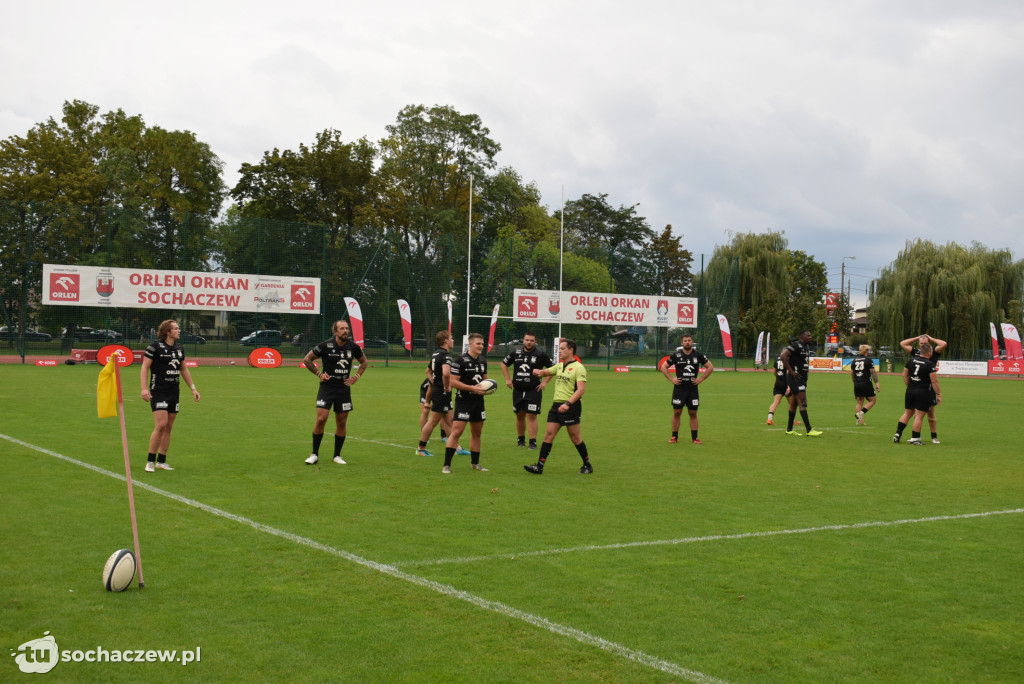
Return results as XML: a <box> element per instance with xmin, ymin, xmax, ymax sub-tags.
<box><xmin>557</xmin><ymin>193</ymin><xmax>654</xmax><ymax>295</ymax></box>
<box><xmin>636</xmin><ymin>224</ymin><xmax>694</xmax><ymax>296</ymax></box>
<box><xmin>701</xmin><ymin>231</ymin><xmax>790</xmax><ymax>354</ymax></box>
<box><xmin>783</xmin><ymin>249</ymin><xmax>830</xmax><ymax>342</ymax></box>
<box><xmin>0</xmin><ymin>100</ymin><xmax>225</xmax><ymax>340</ymax></box>
<box><xmin>371</xmin><ymin>104</ymin><xmax>501</xmax><ymax>334</ymax></box>
<box><xmin>869</xmin><ymin>240</ymin><xmax>1024</xmax><ymax>358</ymax></box>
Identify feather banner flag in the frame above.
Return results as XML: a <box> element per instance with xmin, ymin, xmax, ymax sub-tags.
<box><xmin>990</xmin><ymin>322</ymin><xmax>1001</xmax><ymax>359</ymax></box>
<box><xmin>766</xmin><ymin>332</ymin><xmax>771</xmax><ymax>362</ymax></box>
<box><xmin>398</xmin><ymin>299</ymin><xmax>413</xmax><ymax>351</ymax></box>
<box><xmin>716</xmin><ymin>314</ymin><xmax>733</xmax><ymax>358</ymax></box>
<box><xmin>343</xmin><ymin>297</ymin><xmax>365</xmax><ymax>347</ymax></box>
<box><xmin>447</xmin><ymin>300</ymin><xmax>453</xmax><ymax>334</ymax></box>
<box><xmin>487</xmin><ymin>304</ymin><xmax>500</xmax><ymax>352</ymax></box>
<box><xmin>1001</xmin><ymin>323</ymin><xmax>1023</xmax><ymax>361</ymax></box>
<box><xmin>754</xmin><ymin>331</ymin><xmax>765</xmax><ymax>366</ymax></box>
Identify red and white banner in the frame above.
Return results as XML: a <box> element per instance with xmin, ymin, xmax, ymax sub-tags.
<box><xmin>1001</xmin><ymin>323</ymin><xmax>1022</xmax><ymax>361</ymax></box>
<box><xmin>988</xmin><ymin>359</ymin><xmax>1023</xmax><ymax>375</ymax></box>
<box><xmin>512</xmin><ymin>289</ymin><xmax>698</xmax><ymax>328</ymax></box>
<box><xmin>716</xmin><ymin>314</ymin><xmax>733</xmax><ymax>358</ymax></box>
<box><xmin>754</xmin><ymin>331</ymin><xmax>765</xmax><ymax>365</ymax></box>
<box><xmin>990</xmin><ymin>322</ymin><xmax>1000</xmax><ymax>359</ymax></box>
<box><xmin>766</xmin><ymin>332</ymin><xmax>771</xmax><ymax>361</ymax></box>
<box><xmin>344</xmin><ymin>297</ymin><xmax>365</xmax><ymax>347</ymax></box>
<box><xmin>42</xmin><ymin>264</ymin><xmax>320</xmax><ymax>314</ymax></box>
<box><xmin>825</xmin><ymin>292</ymin><xmax>839</xmax><ymax>312</ymax></box>
<box><xmin>398</xmin><ymin>299</ymin><xmax>413</xmax><ymax>351</ymax></box>
<box><xmin>447</xmin><ymin>300</ymin><xmax>453</xmax><ymax>334</ymax></box>
<box><xmin>487</xmin><ymin>304</ymin><xmax>500</xmax><ymax>352</ymax></box>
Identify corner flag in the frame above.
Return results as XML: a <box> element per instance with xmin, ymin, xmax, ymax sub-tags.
<box><xmin>98</xmin><ymin>356</ymin><xmax>118</xmax><ymax>418</ymax></box>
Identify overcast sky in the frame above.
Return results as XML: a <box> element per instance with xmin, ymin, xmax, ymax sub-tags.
<box><xmin>3</xmin><ymin>1</ymin><xmax>1022</xmax><ymax>306</ymax></box>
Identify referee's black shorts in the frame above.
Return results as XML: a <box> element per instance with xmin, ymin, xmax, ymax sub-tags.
<box><xmin>546</xmin><ymin>400</ymin><xmax>582</xmax><ymax>426</ymax></box>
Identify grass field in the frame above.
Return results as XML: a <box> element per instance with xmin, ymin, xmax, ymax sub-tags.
<box><xmin>1</xmin><ymin>362</ymin><xmax>1021</xmax><ymax>683</ymax></box>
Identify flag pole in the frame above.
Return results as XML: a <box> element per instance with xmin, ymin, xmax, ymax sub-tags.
<box><xmin>114</xmin><ymin>362</ymin><xmax>145</xmax><ymax>588</ymax></box>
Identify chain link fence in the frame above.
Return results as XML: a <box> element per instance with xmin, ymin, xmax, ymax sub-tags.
<box><xmin>1</xmin><ymin>202</ymin><xmax>736</xmax><ymax>366</ymax></box>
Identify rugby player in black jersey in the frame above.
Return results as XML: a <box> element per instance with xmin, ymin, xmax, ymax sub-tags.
<box><xmin>660</xmin><ymin>334</ymin><xmax>714</xmax><ymax>444</ymax></box>
<box><xmin>302</xmin><ymin>320</ymin><xmax>367</xmax><ymax>465</ymax></box>
<box><xmin>140</xmin><ymin>320</ymin><xmax>200</xmax><ymax>472</ymax></box>
<box><xmin>499</xmin><ymin>332</ymin><xmax>553</xmax><ymax>449</ymax></box>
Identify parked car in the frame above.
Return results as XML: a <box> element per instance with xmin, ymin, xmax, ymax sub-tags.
<box><xmin>240</xmin><ymin>330</ymin><xmax>283</xmax><ymax>347</ymax></box>
<box><xmin>0</xmin><ymin>326</ymin><xmax>53</xmax><ymax>342</ymax></box>
<box><xmin>66</xmin><ymin>327</ymin><xmax>123</xmax><ymax>342</ymax></box>
<box><xmin>180</xmin><ymin>331</ymin><xmax>206</xmax><ymax>345</ymax></box>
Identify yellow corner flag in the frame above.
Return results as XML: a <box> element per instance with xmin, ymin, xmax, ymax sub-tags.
<box><xmin>97</xmin><ymin>356</ymin><xmax>118</xmax><ymax>418</ymax></box>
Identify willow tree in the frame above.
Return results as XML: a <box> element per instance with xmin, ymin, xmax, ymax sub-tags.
<box><xmin>701</xmin><ymin>230</ymin><xmax>791</xmax><ymax>353</ymax></box>
<box><xmin>869</xmin><ymin>240</ymin><xmax>1024</xmax><ymax>359</ymax></box>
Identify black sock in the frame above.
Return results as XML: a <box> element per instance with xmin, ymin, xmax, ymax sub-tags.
<box><xmin>538</xmin><ymin>441</ymin><xmax>552</xmax><ymax>465</ymax></box>
<box><xmin>691</xmin><ymin>430</ymin><xmax>698</xmax><ymax>441</ymax></box>
<box><xmin>334</xmin><ymin>435</ymin><xmax>346</xmax><ymax>457</ymax></box>
<box><xmin>911</xmin><ymin>431</ymin><xmax>921</xmax><ymax>440</ymax></box>
<box><xmin>147</xmin><ymin>452</ymin><xmax>157</xmax><ymax>463</ymax></box>
<box><xmin>418</xmin><ymin>440</ymin><xmax>427</xmax><ymax>448</ymax></box>
<box><xmin>529</xmin><ymin>438</ymin><xmax>536</xmax><ymax>447</ymax></box>
<box><xmin>517</xmin><ymin>435</ymin><xmax>525</xmax><ymax>444</ymax></box>
<box><xmin>896</xmin><ymin>421</ymin><xmax>907</xmax><ymax>436</ymax></box>
<box><xmin>931</xmin><ymin>432</ymin><xmax>938</xmax><ymax>439</ymax></box>
<box><xmin>444</xmin><ymin>447</ymin><xmax>455</xmax><ymax>467</ymax></box>
<box><xmin>157</xmin><ymin>453</ymin><xmax>167</xmax><ymax>464</ymax></box>
<box><xmin>672</xmin><ymin>431</ymin><xmax>679</xmax><ymax>438</ymax></box>
<box><xmin>574</xmin><ymin>441</ymin><xmax>589</xmax><ymax>462</ymax></box>
<box><xmin>440</xmin><ymin>429</ymin><xmax>447</xmax><ymax>439</ymax></box>
<box><xmin>787</xmin><ymin>411</ymin><xmax>796</xmax><ymax>431</ymax></box>
<box><xmin>800</xmin><ymin>410</ymin><xmax>811</xmax><ymax>431</ymax></box>
<box><xmin>312</xmin><ymin>433</ymin><xmax>324</xmax><ymax>455</ymax></box>
<box><xmin>471</xmin><ymin>451</ymin><xmax>480</xmax><ymax>465</ymax></box>
<box><xmin>862</xmin><ymin>407</ymin><xmax>869</xmax><ymax>415</ymax></box>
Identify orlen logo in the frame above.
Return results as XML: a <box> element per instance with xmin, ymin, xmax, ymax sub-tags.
<box><xmin>248</xmin><ymin>347</ymin><xmax>283</xmax><ymax>368</ymax></box>
<box><xmin>98</xmin><ymin>344</ymin><xmax>133</xmax><ymax>367</ymax></box>
<box><xmin>518</xmin><ymin>295</ymin><xmax>538</xmax><ymax>318</ymax></box>
<box><xmin>49</xmin><ymin>273</ymin><xmax>80</xmax><ymax>301</ymax></box>
<box><xmin>677</xmin><ymin>302</ymin><xmax>695</xmax><ymax>326</ymax></box>
<box><xmin>291</xmin><ymin>284</ymin><xmax>315</xmax><ymax>310</ymax></box>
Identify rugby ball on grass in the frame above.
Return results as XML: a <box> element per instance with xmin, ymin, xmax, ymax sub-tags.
<box><xmin>478</xmin><ymin>378</ymin><xmax>498</xmax><ymax>395</ymax></box>
<box><xmin>102</xmin><ymin>549</ymin><xmax>136</xmax><ymax>592</ymax></box>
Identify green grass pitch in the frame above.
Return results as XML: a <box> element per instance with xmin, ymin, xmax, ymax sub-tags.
<box><xmin>1</xmin><ymin>362</ymin><xmax>1022</xmax><ymax>683</ymax></box>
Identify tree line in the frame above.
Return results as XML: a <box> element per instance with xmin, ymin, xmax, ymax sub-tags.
<box><xmin>2</xmin><ymin>100</ymin><xmax>1021</xmax><ymax>358</ymax></box>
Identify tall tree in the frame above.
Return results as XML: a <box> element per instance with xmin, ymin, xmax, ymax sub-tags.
<box><xmin>701</xmin><ymin>231</ymin><xmax>791</xmax><ymax>353</ymax></box>
<box><xmin>371</xmin><ymin>104</ymin><xmax>501</xmax><ymax>334</ymax></box>
<box><xmin>0</xmin><ymin>100</ymin><xmax>225</xmax><ymax>336</ymax></box>
<box><xmin>635</xmin><ymin>224</ymin><xmax>694</xmax><ymax>296</ymax></box>
<box><xmin>556</xmin><ymin>193</ymin><xmax>654</xmax><ymax>295</ymax></box>
<box><xmin>869</xmin><ymin>240</ymin><xmax>1024</xmax><ymax>358</ymax></box>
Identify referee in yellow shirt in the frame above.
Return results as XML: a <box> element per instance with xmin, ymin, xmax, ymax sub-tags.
<box><xmin>524</xmin><ymin>338</ymin><xmax>593</xmax><ymax>474</ymax></box>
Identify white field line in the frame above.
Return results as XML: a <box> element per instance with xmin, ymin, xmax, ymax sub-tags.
<box><xmin>394</xmin><ymin>509</ymin><xmax>1024</xmax><ymax>568</ymax></box>
<box><xmin>1</xmin><ymin>432</ymin><xmax>727</xmax><ymax>684</ymax></box>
